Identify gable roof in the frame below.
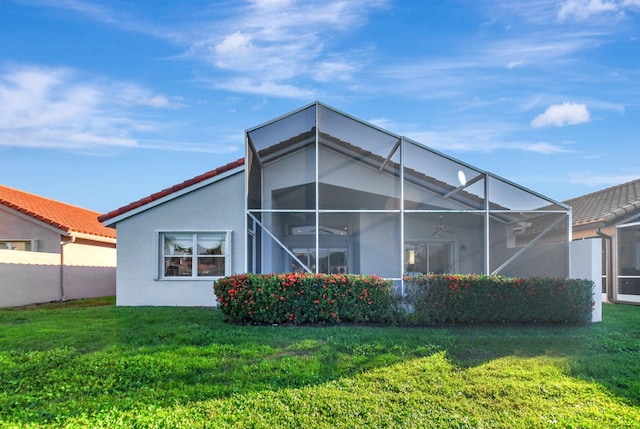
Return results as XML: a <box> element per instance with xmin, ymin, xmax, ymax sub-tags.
<box><xmin>98</xmin><ymin>158</ymin><xmax>245</xmax><ymax>225</ymax></box>
<box><xmin>0</xmin><ymin>185</ymin><xmax>116</xmax><ymax>240</ymax></box>
<box><xmin>565</xmin><ymin>178</ymin><xmax>640</xmax><ymax>227</ymax></box>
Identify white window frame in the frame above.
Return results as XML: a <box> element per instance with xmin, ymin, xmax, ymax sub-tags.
<box><xmin>158</xmin><ymin>231</ymin><xmax>231</xmax><ymax>280</ymax></box>
<box><xmin>0</xmin><ymin>239</ymin><xmax>38</xmax><ymax>251</ymax></box>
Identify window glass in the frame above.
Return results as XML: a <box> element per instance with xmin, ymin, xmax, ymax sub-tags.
<box><xmin>164</xmin><ymin>233</ymin><xmax>193</xmax><ymax>255</ymax></box>
<box><xmin>161</xmin><ymin>232</ymin><xmax>228</xmax><ymax>279</ymax></box>
<box><xmin>617</xmin><ymin>224</ymin><xmax>640</xmax><ymax>275</ymax></box>
<box><xmin>0</xmin><ymin>241</ymin><xmax>33</xmax><ymax>251</ymax></box>
<box><xmin>197</xmin><ymin>233</ymin><xmax>225</xmax><ymax>255</ymax></box>
<box><xmin>291</xmin><ymin>248</ymin><xmax>316</xmax><ymax>273</ymax></box>
<box><xmin>289</xmin><ymin>247</ymin><xmax>347</xmax><ymax>274</ymax></box>
<box><xmin>405</xmin><ymin>241</ymin><xmax>453</xmax><ymax>274</ymax></box>
<box><xmin>617</xmin><ymin>223</ymin><xmax>640</xmax><ymax>297</ymax></box>
<box><xmin>618</xmin><ymin>278</ymin><xmax>640</xmax><ymax>295</ymax></box>
<box><xmin>197</xmin><ymin>257</ymin><xmax>225</xmax><ymax>277</ymax></box>
<box><xmin>602</xmin><ymin>238</ymin><xmax>607</xmax><ymax>294</ymax></box>
<box><xmin>164</xmin><ymin>256</ymin><xmax>192</xmax><ymax>277</ymax></box>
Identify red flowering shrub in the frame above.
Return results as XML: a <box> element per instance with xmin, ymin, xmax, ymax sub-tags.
<box><xmin>215</xmin><ymin>273</ymin><xmax>593</xmax><ymax>326</ymax></box>
<box><xmin>404</xmin><ymin>274</ymin><xmax>594</xmax><ymax>325</ymax></box>
<box><xmin>214</xmin><ymin>273</ymin><xmax>395</xmax><ymax>325</ymax></box>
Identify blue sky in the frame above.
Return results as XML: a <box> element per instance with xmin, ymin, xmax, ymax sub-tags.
<box><xmin>1</xmin><ymin>0</ymin><xmax>639</xmax><ymax>214</ymax></box>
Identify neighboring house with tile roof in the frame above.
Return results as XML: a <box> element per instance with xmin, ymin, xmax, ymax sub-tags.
<box><xmin>99</xmin><ymin>102</ymin><xmax>603</xmax><ymax>311</ymax></box>
<box><xmin>566</xmin><ymin>178</ymin><xmax>640</xmax><ymax>304</ymax></box>
<box><xmin>0</xmin><ymin>185</ymin><xmax>116</xmax><ymax>307</ymax></box>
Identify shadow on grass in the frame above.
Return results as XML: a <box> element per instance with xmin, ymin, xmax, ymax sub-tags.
<box><xmin>1</xmin><ymin>302</ymin><xmax>638</xmax><ymax>426</ymax></box>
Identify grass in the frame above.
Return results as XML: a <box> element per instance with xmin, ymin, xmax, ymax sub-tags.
<box><xmin>1</xmin><ymin>298</ymin><xmax>639</xmax><ymax>428</ymax></box>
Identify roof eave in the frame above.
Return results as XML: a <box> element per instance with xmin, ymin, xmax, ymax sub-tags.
<box><xmin>68</xmin><ymin>231</ymin><xmax>117</xmax><ymax>244</ymax></box>
<box><xmin>0</xmin><ymin>204</ymin><xmax>70</xmax><ymax>235</ymax></box>
<box><xmin>603</xmin><ymin>201</ymin><xmax>640</xmax><ymax>224</ymax></box>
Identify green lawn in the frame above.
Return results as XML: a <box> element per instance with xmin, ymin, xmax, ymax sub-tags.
<box><xmin>1</xmin><ymin>298</ymin><xmax>639</xmax><ymax>428</ymax></box>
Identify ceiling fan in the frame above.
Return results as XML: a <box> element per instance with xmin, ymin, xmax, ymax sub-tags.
<box><xmin>512</xmin><ymin>221</ymin><xmax>532</xmax><ymax>235</ymax></box>
<box><xmin>432</xmin><ymin>215</ymin><xmax>453</xmax><ymax>237</ymax></box>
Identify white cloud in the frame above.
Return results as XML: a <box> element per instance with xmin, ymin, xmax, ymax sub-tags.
<box><xmin>0</xmin><ymin>66</ymin><xmax>98</xmax><ymax>129</ymax></box>
<box><xmin>557</xmin><ymin>0</ymin><xmax>640</xmax><ymax>21</ymax></box>
<box><xmin>137</xmin><ymin>139</ymin><xmax>241</xmax><ymax>154</ymax></box>
<box><xmin>367</xmin><ymin>117</ymin><xmax>395</xmax><ymax>130</ymax></box>
<box><xmin>530</xmin><ymin>102</ymin><xmax>591</xmax><ymax>128</ymax></box>
<box><xmin>113</xmin><ymin>83</ymin><xmax>185</xmax><ymax>108</ymax></box>
<box><xmin>485</xmin><ymin>32</ymin><xmax>603</xmax><ymax>69</ymax></box>
<box><xmin>568</xmin><ymin>172</ymin><xmax>640</xmax><ymax>187</ymax></box>
<box><xmin>135</xmin><ymin>95</ymin><xmax>183</xmax><ymax>108</ymax></box>
<box><xmin>210</xmin><ymin>76</ymin><xmax>316</xmax><ymax>98</ymax></box>
<box><xmin>213</xmin><ymin>32</ymin><xmax>256</xmax><ymax>70</ymax></box>
<box><xmin>525</xmin><ymin>142</ymin><xmax>572</xmax><ymax>153</ymax></box>
<box><xmin>314</xmin><ymin>61</ymin><xmax>357</xmax><ymax>82</ymax></box>
<box><xmin>187</xmin><ymin>0</ymin><xmax>388</xmax><ymax>97</ymax></box>
<box><xmin>0</xmin><ymin>65</ymin><xmax>181</xmax><ymax>152</ymax></box>
<box><xmin>374</xmin><ymin>117</ymin><xmax>573</xmax><ymax>155</ymax></box>
<box><xmin>558</xmin><ymin>0</ymin><xmax>617</xmax><ymax>21</ymax></box>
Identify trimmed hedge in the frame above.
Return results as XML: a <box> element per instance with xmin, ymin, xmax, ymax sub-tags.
<box><xmin>214</xmin><ymin>273</ymin><xmax>395</xmax><ymax>325</ymax></box>
<box><xmin>214</xmin><ymin>273</ymin><xmax>594</xmax><ymax>326</ymax></box>
<box><xmin>403</xmin><ymin>274</ymin><xmax>594</xmax><ymax>325</ymax></box>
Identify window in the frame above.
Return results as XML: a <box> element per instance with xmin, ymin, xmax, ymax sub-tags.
<box><xmin>0</xmin><ymin>240</ymin><xmax>37</xmax><ymax>251</ymax></box>
<box><xmin>617</xmin><ymin>223</ymin><xmax>640</xmax><ymax>297</ymax></box>
<box><xmin>405</xmin><ymin>241</ymin><xmax>454</xmax><ymax>274</ymax></box>
<box><xmin>290</xmin><ymin>247</ymin><xmax>348</xmax><ymax>274</ymax></box>
<box><xmin>285</xmin><ymin>220</ymin><xmax>351</xmax><ymax>274</ymax></box>
<box><xmin>160</xmin><ymin>232</ymin><xmax>229</xmax><ymax>279</ymax></box>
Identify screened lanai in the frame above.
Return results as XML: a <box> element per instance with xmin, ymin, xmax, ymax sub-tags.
<box><xmin>245</xmin><ymin>102</ymin><xmax>571</xmax><ymax>286</ymax></box>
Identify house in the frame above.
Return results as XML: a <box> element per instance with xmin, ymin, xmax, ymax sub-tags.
<box><xmin>566</xmin><ymin>178</ymin><xmax>640</xmax><ymax>305</ymax></box>
<box><xmin>0</xmin><ymin>185</ymin><xmax>116</xmax><ymax>307</ymax></box>
<box><xmin>100</xmin><ymin>102</ymin><xmax>583</xmax><ymax>307</ymax></box>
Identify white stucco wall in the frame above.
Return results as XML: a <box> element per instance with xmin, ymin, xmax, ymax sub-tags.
<box><xmin>570</xmin><ymin>238</ymin><xmax>603</xmax><ymax>323</ymax></box>
<box><xmin>113</xmin><ymin>171</ymin><xmax>245</xmax><ymax>306</ymax></box>
<box><xmin>62</xmin><ymin>239</ymin><xmax>116</xmax><ymax>300</ymax></box>
<box><xmin>0</xmin><ymin>207</ymin><xmax>62</xmax><ymax>253</ymax></box>
<box><xmin>358</xmin><ymin>213</ymin><xmax>401</xmax><ymax>277</ymax></box>
<box><xmin>0</xmin><ymin>249</ymin><xmax>61</xmax><ymax>307</ymax></box>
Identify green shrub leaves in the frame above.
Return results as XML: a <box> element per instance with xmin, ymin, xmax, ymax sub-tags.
<box><xmin>214</xmin><ymin>273</ymin><xmax>394</xmax><ymax>325</ymax></box>
<box><xmin>215</xmin><ymin>273</ymin><xmax>594</xmax><ymax>326</ymax></box>
<box><xmin>404</xmin><ymin>274</ymin><xmax>594</xmax><ymax>325</ymax></box>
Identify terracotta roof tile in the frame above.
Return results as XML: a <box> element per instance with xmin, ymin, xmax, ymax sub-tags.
<box><xmin>0</xmin><ymin>185</ymin><xmax>117</xmax><ymax>240</ymax></box>
<box><xmin>565</xmin><ymin>178</ymin><xmax>640</xmax><ymax>226</ymax></box>
<box><xmin>98</xmin><ymin>158</ymin><xmax>245</xmax><ymax>223</ymax></box>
